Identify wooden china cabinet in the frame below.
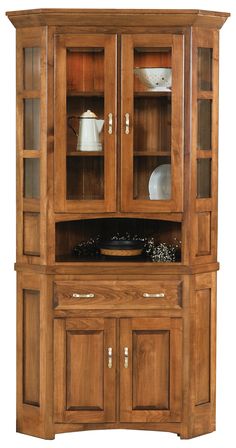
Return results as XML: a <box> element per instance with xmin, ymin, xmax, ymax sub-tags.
<box><xmin>7</xmin><ymin>9</ymin><xmax>229</xmax><ymax>440</ymax></box>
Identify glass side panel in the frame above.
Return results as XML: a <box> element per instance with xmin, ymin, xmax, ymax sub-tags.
<box><xmin>197</xmin><ymin>100</ymin><xmax>212</xmax><ymax>150</ymax></box>
<box><xmin>198</xmin><ymin>48</ymin><xmax>213</xmax><ymax>91</ymax></box>
<box><xmin>24</xmin><ymin>99</ymin><xmax>40</xmax><ymax>150</ymax></box>
<box><xmin>24</xmin><ymin>158</ymin><xmax>40</xmax><ymax>198</ymax></box>
<box><xmin>133</xmin><ymin>47</ymin><xmax>172</xmax><ymax>200</ymax></box>
<box><xmin>66</xmin><ymin>48</ymin><xmax>104</xmax><ymax>200</ymax></box>
<box><xmin>197</xmin><ymin>158</ymin><xmax>212</xmax><ymax>198</ymax></box>
<box><xmin>24</xmin><ymin>47</ymin><xmax>41</xmax><ymax>90</ymax></box>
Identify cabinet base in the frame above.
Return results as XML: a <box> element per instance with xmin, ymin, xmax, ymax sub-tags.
<box><xmin>16</xmin><ymin>420</ymin><xmax>215</xmax><ymax>440</ymax></box>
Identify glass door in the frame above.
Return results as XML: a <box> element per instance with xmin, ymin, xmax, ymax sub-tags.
<box><xmin>54</xmin><ymin>34</ymin><xmax>117</xmax><ymax>213</ymax></box>
<box><xmin>121</xmin><ymin>34</ymin><xmax>183</xmax><ymax>212</ymax></box>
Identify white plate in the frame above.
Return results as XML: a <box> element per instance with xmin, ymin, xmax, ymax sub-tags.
<box><xmin>148</xmin><ymin>164</ymin><xmax>171</xmax><ymax>200</ymax></box>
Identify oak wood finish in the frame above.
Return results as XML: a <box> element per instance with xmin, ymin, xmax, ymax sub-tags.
<box><xmin>8</xmin><ymin>8</ymin><xmax>228</xmax><ymax>441</ymax></box>
<box><xmin>6</xmin><ymin>9</ymin><xmax>229</xmax><ymax>29</ymax></box>
<box><xmin>121</xmin><ymin>34</ymin><xmax>183</xmax><ymax>212</ymax></box>
<box><xmin>53</xmin><ymin>278</ymin><xmax>182</xmax><ymax>310</ymax></box>
<box><xmin>54</xmin><ymin>34</ymin><xmax>117</xmax><ymax>213</ymax></box>
<box><xmin>54</xmin><ymin>317</ymin><xmax>116</xmax><ymax>423</ymax></box>
<box><xmin>120</xmin><ymin>317</ymin><xmax>182</xmax><ymax>422</ymax></box>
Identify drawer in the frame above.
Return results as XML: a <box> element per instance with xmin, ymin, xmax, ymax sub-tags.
<box><xmin>54</xmin><ymin>279</ymin><xmax>182</xmax><ymax>310</ymax></box>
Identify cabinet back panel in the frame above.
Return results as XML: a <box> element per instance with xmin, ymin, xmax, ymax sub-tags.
<box><xmin>67</xmin><ymin>49</ymin><xmax>104</xmax><ymax>93</ymax></box>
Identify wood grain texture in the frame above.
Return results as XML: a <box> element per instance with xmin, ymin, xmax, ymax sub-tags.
<box><xmin>196</xmin><ymin>212</ymin><xmax>211</xmax><ymax>256</ymax></box>
<box><xmin>54</xmin><ymin>279</ymin><xmax>182</xmax><ymax>310</ymax></box>
<box><xmin>23</xmin><ymin>212</ymin><xmax>40</xmax><ymax>256</ymax></box>
<box><xmin>17</xmin><ymin>273</ymin><xmax>54</xmax><ymax>439</ymax></box>
<box><xmin>54</xmin><ymin>317</ymin><xmax>116</xmax><ymax>423</ymax></box>
<box><xmin>66</xmin><ymin>330</ymin><xmax>104</xmax><ymax>410</ymax></box>
<box><xmin>6</xmin><ymin>9</ymin><xmax>230</xmax><ymax>29</ymax></box>
<box><xmin>195</xmin><ymin>289</ymin><xmax>211</xmax><ymax>405</ymax></box>
<box><xmin>120</xmin><ymin>317</ymin><xmax>182</xmax><ymax>423</ymax></box>
<box><xmin>23</xmin><ymin>289</ymin><xmax>40</xmax><ymax>405</ymax></box>
<box><xmin>132</xmin><ymin>330</ymin><xmax>170</xmax><ymax>409</ymax></box>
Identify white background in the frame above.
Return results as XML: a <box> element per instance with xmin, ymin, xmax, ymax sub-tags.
<box><xmin>0</xmin><ymin>0</ymin><xmax>235</xmax><ymax>447</ymax></box>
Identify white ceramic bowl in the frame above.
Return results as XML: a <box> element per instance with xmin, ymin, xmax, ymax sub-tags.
<box><xmin>134</xmin><ymin>67</ymin><xmax>172</xmax><ymax>91</ymax></box>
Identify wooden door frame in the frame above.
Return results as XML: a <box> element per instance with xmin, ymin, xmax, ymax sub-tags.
<box><xmin>121</xmin><ymin>34</ymin><xmax>184</xmax><ymax>212</ymax></box>
<box><xmin>54</xmin><ymin>34</ymin><xmax>117</xmax><ymax>213</ymax></box>
<box><xmin>120</xmin><ymin>317</ymin><xmax>182</xmax><ymax>422</ymax></box>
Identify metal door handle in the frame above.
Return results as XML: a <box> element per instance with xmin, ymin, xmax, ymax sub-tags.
<box><xmin>72</xmin><ymin>293</ymin><xmax>95</xmax><ymax>298</ymax></box>
<box><xmin>108</xmin><ymin>113</ymin><xmax>113</xmax><ymax>134</ymax></box>
<box><xmin>108</xmin><ymin>347</ymin><xmax>113</xmax><ymax>368</ymax></box>
<box><xmin>124</xmin><ymin>347</ymin><xmax>129</xmax><ymax>368</ymax></box>
<box><xmin>125</xmin><ymin>113</ymin><xmax>130</xmax><ymax>134</ymax></box>
<box><xmin>143</xmin><ymin>293</ymin><xmax>165</xmax><ymax>298</ymax></box>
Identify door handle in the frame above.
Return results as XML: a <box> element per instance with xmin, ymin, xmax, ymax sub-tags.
<box><xmin>108</xmin><ymin>112</ymin><xmax>113</xmax><ymax>134</ymax></box>
<box><xmin>107</xmin><ymin>347</ymin><xmax>113</xmax><ymax>369</ymax></box>
<box><xmin>143</xmin><ymin>293</ymin><xmax>165</xmax><ymax>298</ymax></box>
<box><xmin>124</xmin><ymin>347</ymin><xmax>129</xmax><ymax>368</ymax></box>
<box><xmin>72</xmin><ymin>293</ymin><xmax>95</xmax><ymax>298</ymax></box>
<box><xmin>125</xmin><ymin>113</ymin><xmax>130</xmax><ymax>134</ymax></box>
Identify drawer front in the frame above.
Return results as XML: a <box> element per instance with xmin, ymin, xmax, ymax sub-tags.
<box><xmin>54</xmin><ymin>280</ymin><xmax>182</xmax><ymax>310</ymax></box>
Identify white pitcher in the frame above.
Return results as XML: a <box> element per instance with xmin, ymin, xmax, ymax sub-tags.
<box><xmin>68</xmin><ymin>110</ymin><xmax>104</xmax><ymax>151</ymax></box>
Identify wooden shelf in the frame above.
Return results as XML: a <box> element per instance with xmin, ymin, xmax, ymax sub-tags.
<box><xmin>67</xmin><ymin>91</ymin><xmax>104</xmax><ymax>97</ymax></box>
<box><xmin>56</xmin><ymin>254</ymin><xmax>180</xmax><ymax>263</ymax></box>
<box><xmin>134</xmin><ymin>151</ymin><xmax>171</xmax><ymax>156</ymax></box>
<box><xmin>134</xmin><ymin>90</ymin><xmax>171</xmax><ymax>97</ymax></box>
<box><xmin>67</xmin><ymin>151</ymin><xmax>104</xmax><ymax>156</ymax></box>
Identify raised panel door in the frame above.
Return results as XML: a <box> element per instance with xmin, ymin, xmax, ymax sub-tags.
<box><xmin>120</xmin><ymin>317</ymin><xmax>182</xmax><ymax>422</ymax></box>
<box><xmin>54</xmin><ymin>318</ymin><xmax>116</xmax><ymax>423</ymax></box>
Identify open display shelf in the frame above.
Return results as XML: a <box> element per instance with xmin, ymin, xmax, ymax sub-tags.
<box><xmin>55</xmin><ymin>218</ymin><xmax>182</xmax><ymax>263</ymax></box>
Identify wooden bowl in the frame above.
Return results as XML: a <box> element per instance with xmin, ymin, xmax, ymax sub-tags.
<box><xmin>98</xmin><ymin>240</ymin><xmax>144</xmax><ymax>257</ymax></box>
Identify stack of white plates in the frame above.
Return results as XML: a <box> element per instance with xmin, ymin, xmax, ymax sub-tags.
<box><xmin>148</xmin><ymin>164</ymin><xmax>171</xmax><ymax>200</ymax></box>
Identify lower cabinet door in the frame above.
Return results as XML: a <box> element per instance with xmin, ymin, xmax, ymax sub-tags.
<box><xmin>54</xmin><ymin>317</ymin><xmax>116</xmax><ymax>423</ymax></box>
<box><xmin>120</xmin><ymin>317</ymin><xmax>182</xmax><ymax>423</ymax></box>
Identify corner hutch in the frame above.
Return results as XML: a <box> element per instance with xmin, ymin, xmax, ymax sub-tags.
<box><xmin>7</xmin><ymin>9</ymin><xmax>229</xmax><ymax>439</ymax></box>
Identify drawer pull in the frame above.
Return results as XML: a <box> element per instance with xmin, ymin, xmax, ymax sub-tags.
<box><xmin>107</xmin><ymin>347</ymin><xmax>113</xmax><ymax>369</ymax></box>
<box><xmin>143</xmin><ymin>293</ymin><xmax>165</xmax><ymax>298</ymax></box>
<box><xmin>125</xmin><ymin>113</ymin><xmax>130</xmax><ymax>134</ymax></box>
<box><xmin>72</xmin><ymin>293</ymin><xmax>95</xmax><ymax>299</ymax></box>
<box><xmin>108</xmin><ymin>112</ymin><xmax>113</xmax><ymax>134</ymax></box>
<box><xmin>124</xmin><ymin>347</ymin><xmax>129</xmax><ymax>369</ymax></box>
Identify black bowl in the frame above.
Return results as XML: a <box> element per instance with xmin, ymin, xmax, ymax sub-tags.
<box><xmin>97</xmin><ymin>240</ymin><xmax>144</xmax><ymax>250</ymax></box>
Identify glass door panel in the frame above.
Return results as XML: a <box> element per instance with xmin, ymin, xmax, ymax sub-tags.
<box><xmin>121</xmin><ymin>35</ymin><xmax>183</xmax><ymax>212</ymax></box>
<box><xmin>66</xmin><ymin>48</ymin><xmax>105</xmax><ymax>201</ymax></box>
<box><xmin>54</xmin><ymin>35</ymin><xmax>116</xmax><ymax>213</ymax></box>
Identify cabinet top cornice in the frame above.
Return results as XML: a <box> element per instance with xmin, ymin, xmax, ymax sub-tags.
<box><xmin>6</xmin><ymin>8</ymin><xmax>230</xmax><ymax>29</ymax></box>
